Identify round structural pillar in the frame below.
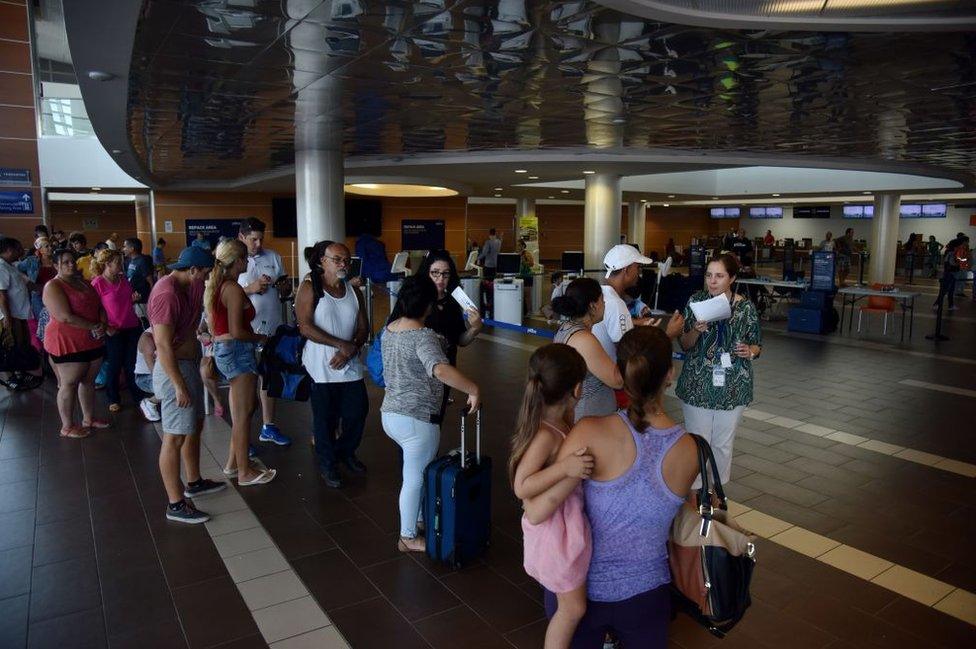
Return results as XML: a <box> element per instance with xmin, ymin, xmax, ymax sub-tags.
<box><xmin>584</xmin><ymin>173</ymin><xmax>621</xmax><ymax>270</ymax></box>
<box><xmin>869</xmin><ymin>193</ymin><xmax>900</xmax><ymax>285</ymax></box>
<box><xmin>627</xmin><ymin>201</ymin><xmax>646</xmax><ymax>251</ymax></box>
<box><xmin>296</xmin><ymin>148</ymin><xmax>344</xmax><ymax>270</ymax></box>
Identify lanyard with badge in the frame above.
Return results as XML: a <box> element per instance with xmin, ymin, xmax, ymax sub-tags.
<box><xmin>711</xmin><ymin>295</ymin><xmax>734</xmax><ymax>388</ymax></box>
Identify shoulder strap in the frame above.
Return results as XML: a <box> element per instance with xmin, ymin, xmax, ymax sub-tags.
<box><xmin>690</xmin><ymin>433</ymin><xmax>728</xmax><ymax>537</ymax></box>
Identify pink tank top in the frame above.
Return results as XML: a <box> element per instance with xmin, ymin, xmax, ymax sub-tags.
<box><xmin>43</xmin><ymin>278</ymin><xmax>104</xmax><ymax>357</ymax></box>
<box><xmin>521</xmin><ymin>422</ymin><xmax>593</xmax><ymax>593</ymax></box>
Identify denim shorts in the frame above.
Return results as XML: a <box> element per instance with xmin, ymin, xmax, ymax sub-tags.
<box><xmin>213</xmin><ymin>339</ymin><xmax>258</xmax><ymax>380</ymax></box>
<box><xmin>134</xmin><ymin>373</ymin><xmax>154</xmax><ymax>395</ymax></box>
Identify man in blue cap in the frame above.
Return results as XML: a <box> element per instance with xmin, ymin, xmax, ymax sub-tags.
<box><xmin>149</xmin><ymin>246</ymin><xmax>226</xmax><ymax>523</ymax></box>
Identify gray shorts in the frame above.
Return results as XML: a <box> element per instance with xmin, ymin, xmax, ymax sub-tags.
<box><xmin>135</xmin><ymin>373</ymin><xmax>154</xmax><ymax>395</ymax></box>
<box><xmin>152</xmin><ymin>359</ymin><xmax>204</xmax><ymax>435</ymax></box>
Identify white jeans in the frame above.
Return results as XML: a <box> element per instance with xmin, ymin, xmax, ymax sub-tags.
<box><xmin>680</xmin><ymin>402</ymin><xmax>745</xmax><ymax>487</ymax></box>
<box><xmin>382</xmin><ymin>411</ymin><xmax>440</xmax><ymax>538</ymax></box>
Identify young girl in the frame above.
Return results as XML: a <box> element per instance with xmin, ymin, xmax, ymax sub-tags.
<box><xmin>510</xmin><ymin>343</ymin><xmax>593</xmax><ymax>649</ymax></box>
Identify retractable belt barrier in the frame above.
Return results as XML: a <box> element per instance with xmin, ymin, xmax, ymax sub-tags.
<box><xmin>483</xmin><ymin>318</ymin><xmax>687</xmax><ymax>361</ymax></box>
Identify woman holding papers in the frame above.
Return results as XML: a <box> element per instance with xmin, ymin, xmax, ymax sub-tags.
<box><xmin>677</xmin><ymin>254</ymin><xmax>762</xmax><ymax>484</ymax></box>
<box><xmin>391</xmin><ymin>250</ymin><xmax>483</xmax><ymax>420</ymax></box>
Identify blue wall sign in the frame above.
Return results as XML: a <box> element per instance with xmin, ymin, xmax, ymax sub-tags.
<box><xmin>0</xmin><ymin>191</ymin><xmax>34</xmax><ymax>214</ymax></box>
<box><xmin>401</xmin><ymin>219</ymin><xmax>445</xmax><ymax>250</ymax></box>
<box><xmin>0</xmin><ymin>168</ymin><xmax>31</xmax><ymax>186</ymax></box>
<box><xmin>185</xmin><ymin>218</ymin><xmax>243</xmax><ymax>249</ymax></box>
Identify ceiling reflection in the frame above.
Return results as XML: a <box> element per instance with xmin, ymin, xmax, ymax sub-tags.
<box><xmin>125</xmin><ymin>0</ymin><xmax>976</xmax><ymax>184</ymax></box>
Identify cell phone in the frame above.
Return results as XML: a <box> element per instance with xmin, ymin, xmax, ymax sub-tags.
<box><xmin>348</xmin><ymin>257</ymin><xmax>362</xmax><ymax>279</ymax></box>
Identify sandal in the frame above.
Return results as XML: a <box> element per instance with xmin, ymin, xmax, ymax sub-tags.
<box><xmin>238</xmin><ymin>469</ymin><xmax>277</xmax><ymax>486</ymax></box>
<box><xmin>223</xmin><ymin>458</ymin><xmax>265</xmax><ymax>478</ymax></box>
<box><xmin>83</xmin><ymin>419</ymin><xmax>111</xmax><ymax>429</ymax></box>
<box><xmin>397</xmin><ymin>536</ymin><xmax>425</xmax><ymax>553</ymax></box>
<box><xmin>108</xmin><ymin>403</ymin><xmax>121</xmax><ymax>413</ymax></box>
<box><xmin>60</xmin><ymin>426</ymin><xmax>90</xmax><ymax>439</ymax></box>
<box><xmin>213</xmin><ymin>403</ymin><xmax>225</xmax><ymax>417</ymax></box>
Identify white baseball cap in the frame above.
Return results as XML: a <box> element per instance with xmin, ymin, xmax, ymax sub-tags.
<box><xmin>603</xmin><ymin>244</ymin><xmax>653</xmax><ymax>278</ymax></box>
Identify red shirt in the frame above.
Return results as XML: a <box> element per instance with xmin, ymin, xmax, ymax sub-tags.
<box><xmin>148</xmin><ymin>274</ymin><xmax>204</xmax><ymax>347</ymax></box>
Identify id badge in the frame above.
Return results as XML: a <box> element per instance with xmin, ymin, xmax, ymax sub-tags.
<box><xmin>720</xmin><ymin>353</ymin><xmax>733</xmax><ymax>369</ymax></box>
<box><xmin>712</xmin><ymin>367</ymin><xmax>726</xmax><ymax>387</ymax></box>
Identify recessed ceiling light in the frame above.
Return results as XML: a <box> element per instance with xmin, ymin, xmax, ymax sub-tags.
<box><xmin>514</xmin><ymin>169</ymin><xmax>528</xmax><ymax>173</ymax></box>
<box><xmin>494</xmin><ymin>194</ymin><xmax>501</xmax><ymax>197</ymax></box>
<box><xmin>772</xmin><ymin>193</ymin><xmax>780</xmax><ymax>197</ymax></box>
<box><xmin>712</xmin><ymin>197</ymin><xmax>719</xmax><ymax>200</ymax></box>
<box><xmin>548</xmin><ymin>196</ymin><xmax>555</xmax><ymax>199</ymax></box>
<box><xmin>667</xmin><ymin>194</ymin><xmax>675</xmax><ymax>198</ymax></box>
<box><xmin>111</xmin><ymin>149</ymin><xmax>121</xmax><ymax>154</ymax></box>
<box><xmin>582</xmin><ymin>170</ymin><xmax>595</xmax><ymax>175</ymax></box>
<box><xmin>494</xmin><ymin>187</ymin><xmax>503</xmax><ymax>191</ymax></box>
<box><xmin>528</xmin><ymin>176</ymin><xmax>539</xmax><ymax>180</ymax></box>
<box><xmin>560</xmin><ymin>190</ymin><xmax>570</xmax><ymax>194</ymax></box>
<box><xmin>663</xmin><ymin>203</ymin><xmax>670</xmax><ymax>207</ymax></box>
<box><xmin>862</xmin><ymin>191</ymin><xmax>871</xmax><ymax>195</ymax></box>
<box><xmin>640</xmin><ymin>199</ymin><xmax>647</xmax><ymax>203</ymax></box>
<box><xmin>91</xmin><ymin>187</ymin><xmax>101</xmax><ymax>191</ymax></box>
<box><xmin>87</xmin><ymin>70</ymin><xmax>115</xmax><ymax>82</ymax></box>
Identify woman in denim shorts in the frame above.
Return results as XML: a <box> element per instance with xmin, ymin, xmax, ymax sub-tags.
<box><xmin>205</xmin><ymin>239</ymin><xmax>276</xmax><ymax>486</ymax></box>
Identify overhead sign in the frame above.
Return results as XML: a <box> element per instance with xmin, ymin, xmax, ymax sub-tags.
<box><xmin>0</xmin><ymin>191</ymin><xmax>34</xmax><ymax>214</ymax></box>
<box><xmin>185</xmin><ymin>218</ymin><xmax>243</xmax><ymax>249</ymax></box>
<box><xmin>0</xmin><ymin>168</ymin><xmax>31</xmax><ymax>186</ymax></box>
<box><xmin>401</xmin><ymin>219</ymin><xmax>445</xmax><ymax>250</ymax></box>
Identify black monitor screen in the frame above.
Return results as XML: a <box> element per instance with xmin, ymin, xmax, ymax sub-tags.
<box><xmin>794</xmin><ymin>205</ymin><xmax>831</xmax><ymax>218</ymax></box>
<box><xmin>271</xmin><ymin>197</ymin><xmax>298</xmax><ymax>237</ymax></box>
<box><xmin>496</xmin><ymin>253</ymin><xmax>521</xmax><ymax>275</ymax></box>
<box><xmin>561</xmin><ymin>251</ymin><xmax>584</xmax><ymax>272</ymax></box>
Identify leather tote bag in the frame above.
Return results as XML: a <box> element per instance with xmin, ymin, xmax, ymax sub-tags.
<box><xmin>669</xmin><ymin>434</ymin><xmax>756</xmax><ymax>638</ymax></box>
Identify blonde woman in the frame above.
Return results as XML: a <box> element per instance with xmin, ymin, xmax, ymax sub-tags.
<box><xmin>205</xmin><ymin>239</ymin><xmax>275</xmax><ymax>486</ymax></box>
<box><xmin>91</xmin><ymin>248</ymin><xmax>144</xmax><ymax>412</ymax></box>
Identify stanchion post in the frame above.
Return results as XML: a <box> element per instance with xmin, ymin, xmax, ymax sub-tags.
<box><xmin>365</xmin><ymin>278</ymin><xmax>374</xmax><ymax>342</ymax></box>
<box><xmin>925</xmin><ymin>277</ymin><xmax>949</xmax><ymax>342</ymax></box>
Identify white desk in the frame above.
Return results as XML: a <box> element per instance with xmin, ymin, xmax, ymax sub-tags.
<box><xmin>735</xmin><ymin>278</ymin><xmax>809</xmax><ymax>319</ymax></box>
<box><xmin>836</xmin><ymin>287</ymin><xmax>921</xmax><ymax>342</ymax></box>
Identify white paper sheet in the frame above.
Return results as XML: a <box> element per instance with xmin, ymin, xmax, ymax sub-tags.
<box><xmin>451</xmin><ymin>285</ymin><xmax>477</xmax><ymax>312</ymax></box>
<box><xmin>689</xmin><ymin>294</ymin><xmax>731</xmax><ymax>323</ymax></box>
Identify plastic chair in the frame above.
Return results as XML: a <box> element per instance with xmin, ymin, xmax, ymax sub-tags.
<box><xmin>857</xmin><ymin>283</ymin><xmax>896</xmax><ymax>335</ymax></box>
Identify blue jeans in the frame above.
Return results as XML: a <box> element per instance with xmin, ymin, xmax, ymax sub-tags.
<box><xmin>381</xmin><ymin>411</ymin><xmax>440</xmax><ymax>538</ymax></box>
<box><xmin>310</xmin><ymin>380</ymin><xmax>369</xmax><ymax>471</ymax></box>
<box><xmin>104</xmin><ymin>326</ymin><xmax>143</xmax><ymax>405</ymax></box>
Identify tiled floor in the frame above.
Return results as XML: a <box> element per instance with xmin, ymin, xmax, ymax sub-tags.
<box><xmin>1</xmin><ymin>277</ymin><xmax>974</xmax><ymax>648</ymax></box>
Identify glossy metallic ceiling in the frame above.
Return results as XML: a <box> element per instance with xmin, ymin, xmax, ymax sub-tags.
<box><xmin>111</xmin><ymin>1</ymin><xmax>976</xmax><ymax>186</ymax></box>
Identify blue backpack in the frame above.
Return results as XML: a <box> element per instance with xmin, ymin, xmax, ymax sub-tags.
<box><xmin>365</xmin><ymin>325</ymin><xmax>385</xmax><ymax>388</ymax></box>
<box><xmin>260</xmin><ymin>324</ymin><xmax>311</xmax><ymax>401</ymax></box>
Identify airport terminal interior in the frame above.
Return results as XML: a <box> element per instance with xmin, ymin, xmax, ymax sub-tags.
<box><xmin>1</xmin><ymin>1</ymin><xmax>976</xmax><ymax>648</ymax></box>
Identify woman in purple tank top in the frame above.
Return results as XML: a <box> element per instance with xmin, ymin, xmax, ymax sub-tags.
<box><xmin>524</xmin><ymin>326</ymin><xmax>700</xmax><ymax>648</ymax></box>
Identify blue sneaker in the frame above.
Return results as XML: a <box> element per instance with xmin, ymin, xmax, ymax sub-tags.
<box><xmin>259</xmin><ymin>424</ymin><xmax>291</xmax><ymax>446</ymax></box>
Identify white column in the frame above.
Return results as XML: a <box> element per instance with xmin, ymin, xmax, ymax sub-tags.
<box><xmin>295</xmin><ymin>148</ymin><xmax>344</xmax><ymax>268</ymax></box>
<box><xmin>869</xmin><ymin>193</ymin><xmax>900</xmax><ymax>285</ymax></box>
<box><xmin>627</xmin><ymin>201</ymin><xmax>646</xmax><ymax>251</ymax></box>
<box><xmin>584</xmin><ymin>173</ymin><xmax>621</xmax><ymax>270</ymax></box>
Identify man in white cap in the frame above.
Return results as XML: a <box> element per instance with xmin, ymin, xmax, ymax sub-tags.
<box><xmin>593</xmin><ymin>244</ymin><xmax>684</xmax><ymax>362</ymax></box>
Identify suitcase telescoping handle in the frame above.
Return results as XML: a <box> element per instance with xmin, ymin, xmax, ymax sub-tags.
<box><xmin>459</xmin><ymin>408</ymin><xmax>481</xmax><ymax>469</ymax></box>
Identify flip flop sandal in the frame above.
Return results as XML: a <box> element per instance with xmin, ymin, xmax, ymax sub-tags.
<box><xmin>83</xmin><ymin>419</ymin><xmax>111</xmax><ymax>429</ymax></box>
<box><xmin>238</xmin><ymin>469</ymin><xmax>277</xmax><ymax>486</ymax></box>
<box><xmin>60</xmin><ymin>426</ymin><xmax>90</xmax><ymax>439</ymax></box>
<box><xmin>223</xmin><ymin>459</ymin><xmax>265</xmax><ymax>478</ymax></box>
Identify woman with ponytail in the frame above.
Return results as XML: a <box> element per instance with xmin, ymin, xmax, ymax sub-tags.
<box><xmin>511</xmin><ymin>343</ymin><xmax>593</xmax><ymax>649</ymax></box>
<box><xmin>524</xmin><ymin>327</ymin><xmax>699</xmax><ymax>648</ymax></box>
<box><xmin>550</xmin><ymin>278</ymin><xmax>623</xmax><ymax>420</ymax></box>
<box><xmin>205</xmin><ymin>239</ymin><xmax>276</xmax><ymax>486</ymax></box>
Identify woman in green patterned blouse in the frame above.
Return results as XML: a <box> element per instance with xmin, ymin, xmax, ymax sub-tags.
<box><xmin>676</xmin><ymin>254</ymin><xmax>762</xmax><ymax>485</ymax></box>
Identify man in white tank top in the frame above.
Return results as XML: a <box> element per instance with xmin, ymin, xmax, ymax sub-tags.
<box><xmin>295</xmin><ymin>242</ymin><xmax>370</xmax><ymax>489</ymax></box>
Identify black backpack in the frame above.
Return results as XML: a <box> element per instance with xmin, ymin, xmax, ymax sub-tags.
<box><xmin>260</xmin><ymin>324</ymin><xmax>311</xmax><ymax>402</ymax></box>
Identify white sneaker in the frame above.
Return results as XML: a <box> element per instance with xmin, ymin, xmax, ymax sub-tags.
<box><xmin>140</xmin><ymin>398</ymin><xmax>161</xmax><ymax>422</ymax></box>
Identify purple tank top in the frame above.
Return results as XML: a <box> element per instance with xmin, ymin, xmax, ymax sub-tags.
<box><xmin>583</xmin><ymin>411</ymin><xmax>686</xmax><ymax>602</ymax></box>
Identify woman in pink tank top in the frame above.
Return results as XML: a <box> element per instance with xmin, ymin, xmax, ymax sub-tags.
<box><xmin>42</xmin><ymin>249</ymin><xmax>109</xmax><ymax>438</ymax></box>
<box><xmin>510</xmin><ymin>343</ymin><xmax>593</xmax><ymax>649</ymax></box>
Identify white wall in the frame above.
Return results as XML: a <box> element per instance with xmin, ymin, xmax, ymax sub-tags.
<box><xmin>739</xmin><ymin>204</ymin><xmax>974</xmax><ymax>246</ymax></box>
<box><xmin>38</xmin><ymin>137</ymin><xmax>146</xmax><ymax>189</ymax></box>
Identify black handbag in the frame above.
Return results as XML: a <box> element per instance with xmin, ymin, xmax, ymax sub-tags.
<box><xmin>668</xmin><ymin>434</ymin><xmax>756</xmax><ymax>638</ymax></box>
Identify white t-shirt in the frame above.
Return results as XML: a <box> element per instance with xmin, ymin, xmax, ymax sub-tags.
<box><xmin>0</xmin><ymin>258</ymin><xmax>32</xmax><ymax>320</ymax></box>
<box><xmin>550</xmin><ymin>280</ymin><xmax>568</xmax><ymax>302</ymax></box>
<box><xmin>592</xmin><ymin>285</ymin><xmax>632</xmax><ymax>362</ymax></box>
<box><xmin>239</xmin><ymin>249</ymin><xmax>285</xmax><ymax>335</ymax></box>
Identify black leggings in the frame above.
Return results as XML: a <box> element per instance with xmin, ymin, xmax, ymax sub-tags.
<box><xmin>104</xmin><ymin>326</ymin><xmax>143</xmax><ymax>404</ymax></box>
<box><xmin>544</xmin><ymin>584</ymin><xmax>671</xmax><ymax>648</ymax></box>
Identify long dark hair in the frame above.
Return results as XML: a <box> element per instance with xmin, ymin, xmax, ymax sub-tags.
<box><xmin>509</xmin><ymin>343</ymin><xmax>587</xmax><ymax>486</ymax></box>
<box><xmin>616</xmin><ymin>327</ymin><xmax>673</xmax><ymax>430</ymax></box>
<box><xmin>305</xmin><ymin>240</ymin><xmax>334</xmax><ymax>301</ymax></box>
<box><xmin>418</xmin><ymin>249</ymin><xmax>461</xmax><ymax>293</ymax></box>
<box><xmin>551</xmin><ymin>277</ymin><xmax>602</xmax><ymax>319</ymax></box>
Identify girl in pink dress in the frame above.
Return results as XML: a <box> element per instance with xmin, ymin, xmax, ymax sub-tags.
<box><xmin>509</xmin><ymin>343</ymin><xmax>594</xmax><ymax>649</ymax></box>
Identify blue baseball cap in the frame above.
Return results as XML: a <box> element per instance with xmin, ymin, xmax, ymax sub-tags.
<box><xmin>168</xmin><ymin>246</ymin><xmax>214</xmax><ymax>270</ymax></box>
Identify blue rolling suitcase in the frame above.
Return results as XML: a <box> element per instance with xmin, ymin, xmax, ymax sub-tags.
<box><xmin>423</xmin><ymin>410</ymin><xmax>491</xmax><ymax>567</ymax></box>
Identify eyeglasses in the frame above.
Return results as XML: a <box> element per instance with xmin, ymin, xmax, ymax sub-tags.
<box><xmin>429</xmin><ymin>270</ymin><xmax>451</xmax><ymax>279</ymax></box>
<box><xmin>324</xmin><ymin>256</ymin><xmax>351</xmax><ymax>266</ymax></box>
